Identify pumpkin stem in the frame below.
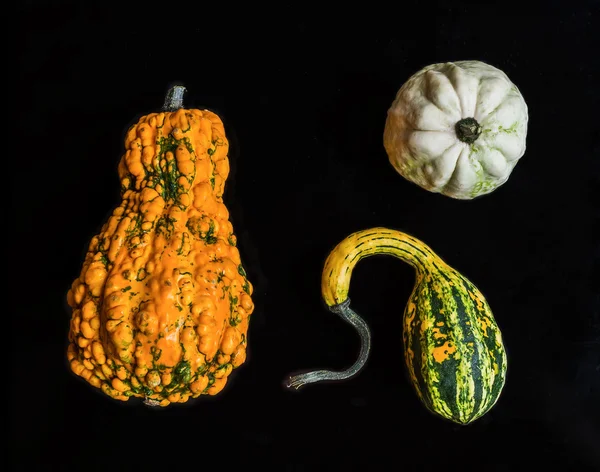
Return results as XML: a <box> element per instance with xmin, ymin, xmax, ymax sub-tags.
<box><xmin>163</xmin><ymin>85</ymin><xmax>187</xmax><ymax>111</ymax></box>
<box><xmin>284</xmin><ymin>298</ymin><xmax>371</xmax><ymax>390</ymax></box>
<box><xmin>455</xmin><ymin>117</ymin><xmax>482</xmax><ymax>144</ymax></box>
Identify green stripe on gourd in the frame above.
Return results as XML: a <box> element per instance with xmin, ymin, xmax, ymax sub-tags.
<box><xmin>285</xmin><ymin>227</ymin><xmax>507</xmax><ymax>425</ymax></box>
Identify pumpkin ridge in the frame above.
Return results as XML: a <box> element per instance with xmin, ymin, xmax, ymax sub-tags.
<box><xmin>384</xmin><ymin>60</ymin><xmax>528</xmax><ymax>199</ymax></box>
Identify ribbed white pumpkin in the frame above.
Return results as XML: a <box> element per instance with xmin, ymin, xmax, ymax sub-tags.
<box><xmin>384</xmin><ymin>60</ymin><xmax>528</xmax><ymax>200</ymax></box>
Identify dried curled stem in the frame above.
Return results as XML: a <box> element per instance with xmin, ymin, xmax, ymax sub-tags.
<box><xmin>285</xmin><ymin>298</ymin><xmax>371</xmax><ymax>390</ymax></box>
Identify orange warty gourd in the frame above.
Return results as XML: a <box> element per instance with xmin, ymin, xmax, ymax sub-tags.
<box><xmin>66</xmin><ymin>86</ymin><xmax>254</xmax><ymax>407</ymax></box>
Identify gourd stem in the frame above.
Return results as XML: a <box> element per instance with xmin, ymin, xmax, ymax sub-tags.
<box><xmin>163</xmin><ymin>84</ymin><xmax>187</xmax><ymax>111</ymax></box>
<box><xmin>455</xmin><ymin>117</ymin><xmax>482</xmax><ymax>144</ymax></box>
<box><xmin>143</xmin><ymin>397</ymin><xmax>161</xmax><ymax>407</ymax></box>
<box><xmin>285</xmin><ymin>298</ymin><xmax>371</xmax><ymax>390</ymax></box>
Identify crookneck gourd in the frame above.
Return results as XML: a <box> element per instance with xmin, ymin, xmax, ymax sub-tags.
<box><xmin>286</xmin><ymin>228</ymin><xmax>507</xmax><ymax>425</ymax></box>
<box><xmin>66</xmin><ymin>86</ymin><xmax>254</xmax><ymax>407</ymax></box>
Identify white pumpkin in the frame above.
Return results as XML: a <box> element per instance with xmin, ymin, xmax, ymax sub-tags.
<box><xmin>383</xmin><ymin>60</ymin><xmax>528</xmax><ymax>199</ymax></box>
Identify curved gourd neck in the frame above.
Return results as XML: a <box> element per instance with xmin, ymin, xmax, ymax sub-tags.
<box><xmin>286</xmin><ymin>227</ymin><xmax>445</xmax><ymax>391</ymax></box>
<box><xmin>321</xmin><ymin>228</ymin><xmax>442</xmax><ymax>306</ymax></box>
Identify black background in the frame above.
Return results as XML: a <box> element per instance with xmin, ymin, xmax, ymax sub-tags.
<box><xmin>15</xmin><ymin>1</ymin><xmax>599</xmax><ymax>470</ymax></box>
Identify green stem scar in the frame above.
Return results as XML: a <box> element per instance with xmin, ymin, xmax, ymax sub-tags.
<box><xmin>455</xmin><ymin>117</ymin><xmax>482</xmax><ymax>144</ymax></box>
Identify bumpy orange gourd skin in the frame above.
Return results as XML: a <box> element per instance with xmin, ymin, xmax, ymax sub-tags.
<box><xmin>66</xmin><ymin>108</ymin><xmax>254</xmax><ymax>406</ymax></box>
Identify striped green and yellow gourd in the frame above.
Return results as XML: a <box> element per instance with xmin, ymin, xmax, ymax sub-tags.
<box><xmin>286</xmin><ymin>227</ymin><xmax>507</xmax><ymax>425</ymax></box>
